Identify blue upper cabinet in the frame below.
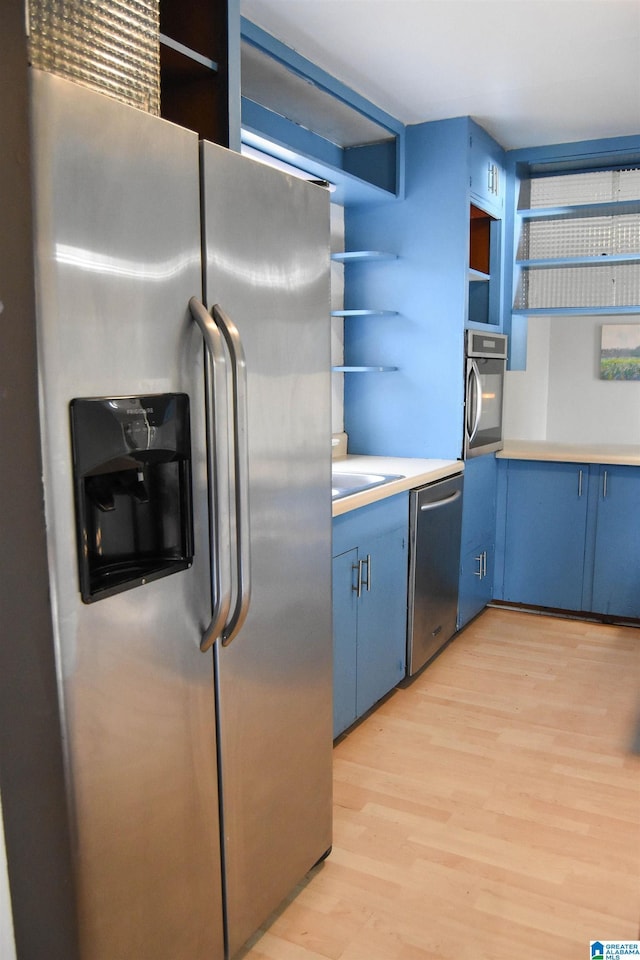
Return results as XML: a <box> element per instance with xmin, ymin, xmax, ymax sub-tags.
<box><xmin>469</xmin><ymin>122</ymin><xmax>505</xmax><ymax>218</ymax></box>
<box><xmin>343</xmin><ymin>117</ymin><xmax>505</xmax><ymax>459</ymax></box>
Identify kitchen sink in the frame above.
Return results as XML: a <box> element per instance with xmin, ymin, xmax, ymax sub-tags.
<box><xmin>331</xmin><ymin>471</ymin><xmax>403</xmax><ymax>500</ymax></box>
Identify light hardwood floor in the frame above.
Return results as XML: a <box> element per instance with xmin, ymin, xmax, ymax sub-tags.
<box><xmin>239</xmin><ymin>607</ymin><xmax>640</xmax><ymax>960</ymax></box>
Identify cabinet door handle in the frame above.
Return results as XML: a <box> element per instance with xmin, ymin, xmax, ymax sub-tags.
<box><xmin>603</xmin><ymin>469</ymin><xmax>608</xmax><ymax>499</ymax></box>
<box><xmin>482</xmin><ymin>550</ymin><xmax>487</xmax><ymax>579</ymax></box>
<box><xmin>474</xmin><ymin>553</ymin><xmax>483</xmax><ymax>578</ymax></box>
<box><xmin>578</xmin><ymin>469</ymin><xmax>583</xmax><ymax>498</ymax></box>
<box><xmin>361</xmin><ymin>555</ymin><xmax>371</xmax><ymax>593</ymax></box>
<box><xmin>487</xmin><ymin>163</ymin><xmax>499</xmax><ymax>196</ymax></box>
<box><xmin>352</xmin><ymin>561</ymin><xmax>362</xmax><ymax>598</ymax></box>
<box><xmin>352</xmin><ymin>556</ymin><xmax>371</xmax><ymax>598</ymax></box>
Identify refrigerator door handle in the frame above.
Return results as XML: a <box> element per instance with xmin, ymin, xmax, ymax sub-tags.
<box><xmin>189</xmin><ymin>297</ymin><xmax>232</xmax><ymax>652</ymax></box>
<box><xmin>211</xmin><ymin>303</ymin><xmax>252</xmax><ymax>646</ymax></box>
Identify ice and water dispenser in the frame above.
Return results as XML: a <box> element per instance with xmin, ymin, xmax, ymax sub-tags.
<box><xmin>70</xmin><ymin>394</ymin><xmax>194</xmax><ymax>602</ymax></box>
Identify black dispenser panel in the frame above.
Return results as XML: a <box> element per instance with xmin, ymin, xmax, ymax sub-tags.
<box><xmin>70</xmin><ymin>394</ymin><xmax>194</xmax><ymax>603</ymax></box>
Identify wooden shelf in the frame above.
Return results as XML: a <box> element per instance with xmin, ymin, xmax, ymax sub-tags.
<box><xmin>468</xmin><ymin>268</ymin><xmax>490</xmax><ymax>282</ymax></box>
<box><xmin>159</xmin><ymin>0</ymin><xmax>230</xmax><ymax>146</ymax></box>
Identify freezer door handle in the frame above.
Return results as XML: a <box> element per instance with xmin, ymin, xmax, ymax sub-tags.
<box><xmin>212</xmin><ymin>304</ymin><xmax>252</xmax><ymax>646</ymax></box>
<box><xmin>189</xmin><ymin>297</ymin><xmax>232</xmax><ymax>652</ymax></box>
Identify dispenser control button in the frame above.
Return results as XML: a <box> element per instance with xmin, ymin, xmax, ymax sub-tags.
<box><xmin>124</xmin><ymin>419</ymin><xmax>155</xmax><ymax>450</ymax></box>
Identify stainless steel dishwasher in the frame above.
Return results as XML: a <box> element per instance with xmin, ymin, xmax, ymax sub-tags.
<box><xmin>407</xmin><ymin>471</ymin><xmax>464</xmax><ymax>676</ymax></box>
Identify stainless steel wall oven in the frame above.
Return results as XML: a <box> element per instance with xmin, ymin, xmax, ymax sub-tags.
<box><xmin>464</xmin><ymin>330</ymin><xmax>507</xmax><ymax>458</ymax></box>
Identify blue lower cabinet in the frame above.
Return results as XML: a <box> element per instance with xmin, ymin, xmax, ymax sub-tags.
<box><xmin>496</xmin><ymin>459</ymin><xmax>640</xmax><ymax>618</ymax></box>
<box><xmin>591</xmin><ymin>465</ymin><xmax>640</xmax><ymax>618</ymax></box>
<box><xmin>332</xmin><ymin>494</ymin><xmax>409</xmax><ymax>738</ymax></box>
<box><xmin>332</xmin><ymin>547</ymin><xmax>359</xmax><ymax>736</ymax></box>
<box><xmin>499</xmin><ymin>460</ymin><xmax>589</xmax><ymax>610</ymax></box>
<box><xmin>458</xmin><ymin>454</ymin><xmax>497</xmax><ymax>628</ymax></box>
<box><xmin>459</xmin><ymin>542</ymin><xmax>495</xmax><ymax>627</ymax></box>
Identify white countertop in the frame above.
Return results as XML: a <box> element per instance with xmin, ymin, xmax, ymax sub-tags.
<box><xmin>332</xmin><ymin>455</ymin><xmax>463</xmax><ymax>516</ymax></box>
<box><xmin>498</xmin><ymin>440</ymin><xmax>640</xmax><ymax>466</ymax></box>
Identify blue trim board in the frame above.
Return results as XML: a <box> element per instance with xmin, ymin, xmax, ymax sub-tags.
<box><xmin>242</xmin><ymin>97</ymin><xmax>343</xmax><ymax>169</ymax></box>
<box><xmin>512</xmin><ymin>305</ymin><xmax>640</xmax><ymax>316</ymax></box>
<box><xmin>508</xmin><ymin>134</ymin><xmax>640</xmax><ymax>174</ymax></box>
<box><xmin>227</xmin><ymin>0</ymin><xmax>242</xmax><ymax>151</ymax></box>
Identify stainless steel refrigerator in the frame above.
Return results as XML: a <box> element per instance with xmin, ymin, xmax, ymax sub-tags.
<box><xmin>30</xmin><ymin>69</ymin><xmax>333</xmax><ymax>960</ymax></box>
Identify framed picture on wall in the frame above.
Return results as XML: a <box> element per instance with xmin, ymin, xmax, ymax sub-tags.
<box><xmin>600</xmin><ymin>324</ymin><xmax>640</xmax><ymax>380</ymax></box>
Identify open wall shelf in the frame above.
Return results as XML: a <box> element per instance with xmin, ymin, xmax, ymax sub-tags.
<box><xmin>332</xmin><ymin>366</ymin><xmax>398</xmax><ymax>373</ymax></box>
<box><xmin>517</xmin><ymin>199</ymin><xmax>640</xmax><ymax>221</ymax></box>
<box><xmin>331</xmin><ymin>309</ymin><xmax>398</xmax><ymax>317</ymax></box>
<box><xmin>331</xmin><ymin>251</ymin><xmax>398</xmax><ymax>263</ymax></box>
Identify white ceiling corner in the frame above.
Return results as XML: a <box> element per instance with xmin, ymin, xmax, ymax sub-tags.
<box><xmin>240</xmin><ymin>0</ymin><xmax>640</xmax><ymax>150</ymax></box>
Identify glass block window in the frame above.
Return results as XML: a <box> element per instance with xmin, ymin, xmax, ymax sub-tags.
<box><xmin>519</xmin><ymin>168</ymin><xmax>640</xmax><ymax>208</ymax></box>
<box><xmin>517</xmin><ymin>214</ymin><xmax>640</xmax><ymax>261</ymax></box>
<box><xmin>514</xmin><ymin>168</ymin><xmax>640</xmax><ymax>312</ymax></box>
<box><xmin>28</xmin><ymin>0</ymin><xmax>160</xmax><ymax>115</ymax></box>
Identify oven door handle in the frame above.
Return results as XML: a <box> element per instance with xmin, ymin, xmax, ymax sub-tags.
<box><xmin>467</xmin><ymin>360</ymin><xmax>483</xmax><ymax>443</ymax></box>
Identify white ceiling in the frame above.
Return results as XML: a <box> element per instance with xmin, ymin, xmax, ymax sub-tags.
<box><xmin>240</xmin><ymin>0</ymin><xmax>640</xmax><ymax>151</ymax></box>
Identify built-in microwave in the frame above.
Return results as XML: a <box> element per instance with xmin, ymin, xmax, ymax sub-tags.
<box><xmin>463</xmin><ymin>330</ymin><xmax>507</xmax><ymax>458</ymax></box>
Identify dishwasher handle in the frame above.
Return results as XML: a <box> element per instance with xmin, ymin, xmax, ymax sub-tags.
<box><xmin>419</xmin><ymin>489</ymin><xmax>462</xmax><ymax>511</ymax></box>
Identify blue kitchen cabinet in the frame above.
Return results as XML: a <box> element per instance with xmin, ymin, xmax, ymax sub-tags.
<box><xmin>458</xmin><ymin>454</ymin><xmax>498</xmax><ymax>627</ymax></box>
<box><xmin>496</xmin><ymin>459</ymin><xmax>589</xmax><ymax>610</ymax></box>
<box><xmin>332</xmin><ymin>546</ymin><xmax>359</xmax><ymax>735</ymax></box>
<box><xmin>496</xmin><ymin>459</ymin><xmax>640</xmax><ymax>618</ymax></box>
<box><xmin>343</xmin><ymin>116</ymin><xmax>505</xmax><ymax>460</ymax></box>
<box><xmin>590</xmin><ymin>465</ymin><xmax>640</xmax><ymax>618</ymax></box>
<box><xmin>459</xmin><ymin>542</ymin><xmax>495</xmax><ymax>627</ymax></box>
<box><xmin>469</xmin><ymin>124</ymin><xmax>505</xmax><ymax>217</ymax></box>
<box><xmin>332</xmin><ymin>494</ymin><xmax>409</xmax><ymax>738</ymax></box>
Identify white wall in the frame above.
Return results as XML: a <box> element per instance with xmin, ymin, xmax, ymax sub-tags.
<box><xmin>504</xmin><ymin>314</ymin><xmax>640</xmax><ymax>444</ymax></box>
<box><xmin>0</xmin><ymin>795</ymin><xmax>16</xmax><ymax>960</ymax></box>
<box><xmin>503</xmin><ymin>316</ymin><xmax>551</xmax><ymax>440</ymax></box>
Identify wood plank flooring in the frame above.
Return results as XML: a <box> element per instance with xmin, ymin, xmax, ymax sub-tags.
<box><xmin>238</xmin><ymin>607</ymin><xmax>640</xmax><ymax>960</ymax></box>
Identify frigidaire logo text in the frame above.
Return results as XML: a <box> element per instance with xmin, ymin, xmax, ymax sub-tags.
<box><xmin>126</xmin><ymin>407</ymin><xmax>154</xmax><ymax>415</ymax></box>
